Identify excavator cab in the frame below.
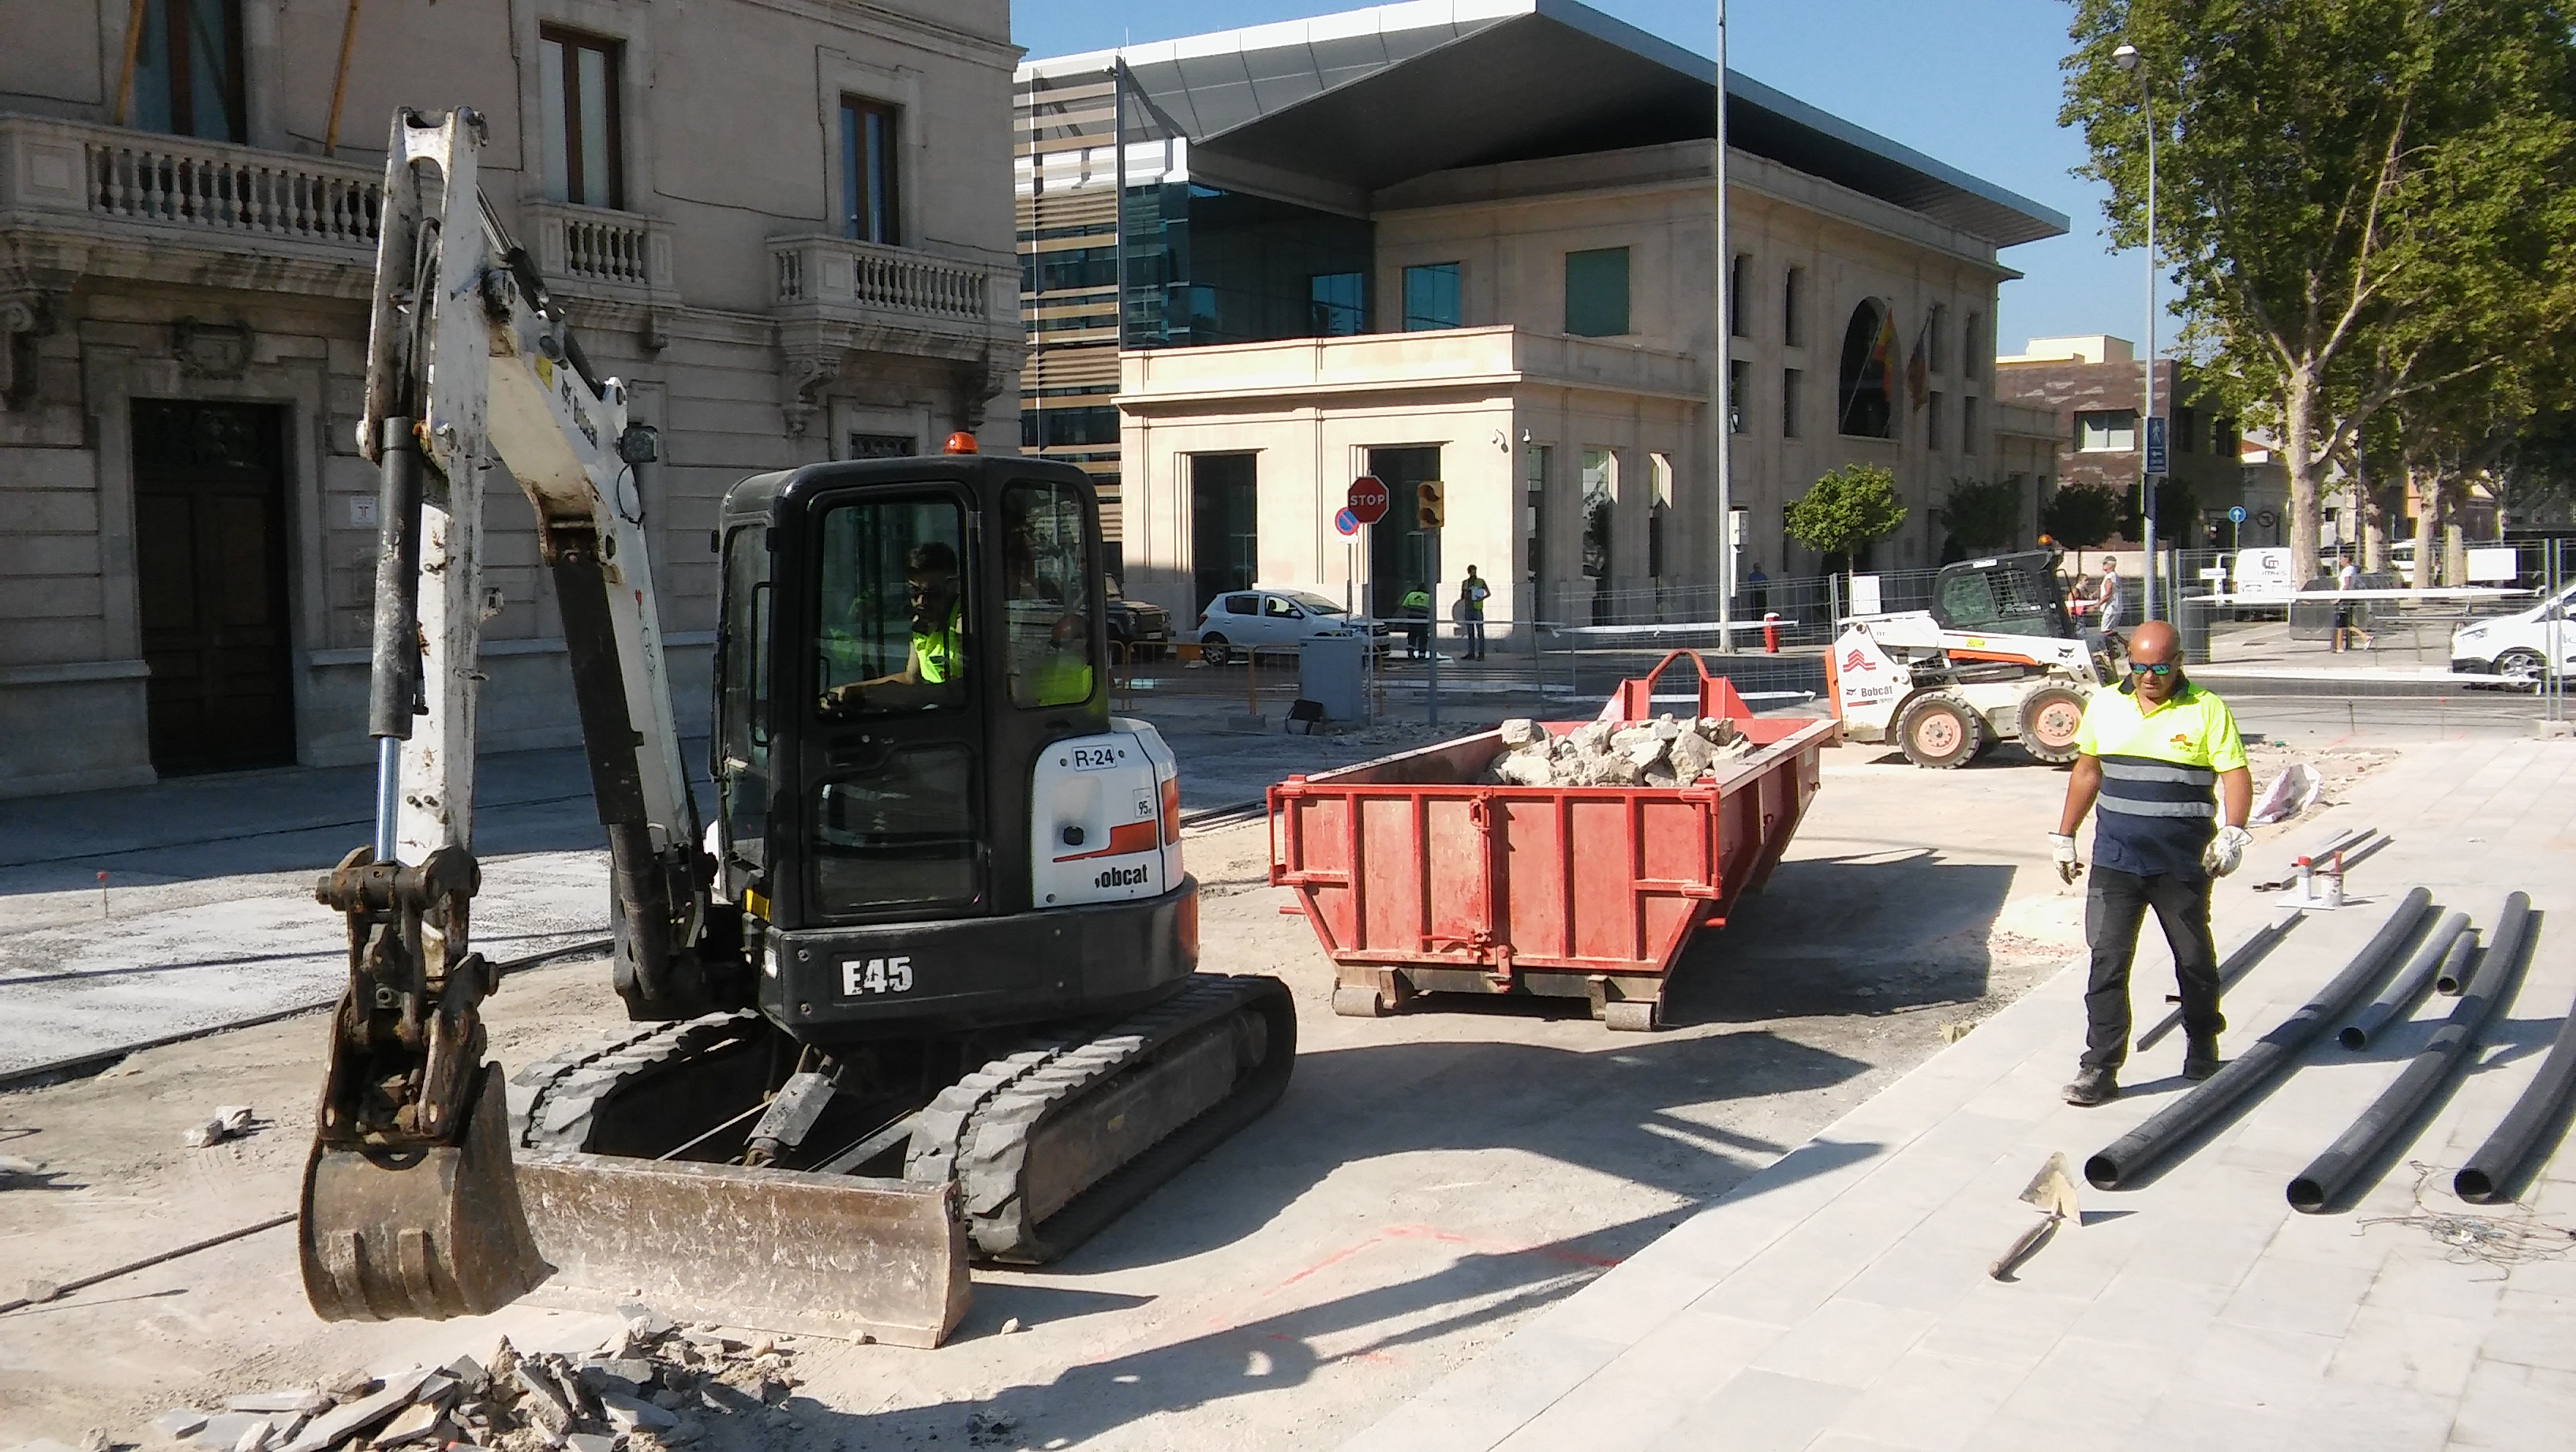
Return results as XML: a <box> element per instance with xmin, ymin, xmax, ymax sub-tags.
<box><xmin>710</xmin><ymin>453</ymin><xmax>1200</xmax><ymax>1045</ymax></box>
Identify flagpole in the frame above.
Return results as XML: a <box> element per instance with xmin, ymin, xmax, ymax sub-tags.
<box><xmin>1715</xmin><ymin>0</ymin><xmax>1734</xmax><ymax>642</ymax></box>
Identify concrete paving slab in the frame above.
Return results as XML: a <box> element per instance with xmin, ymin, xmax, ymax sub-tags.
<box><xmin>1343</xmin><ymin>738</ymin><xmax>2576</xmax><ymax>1450</ymax></box>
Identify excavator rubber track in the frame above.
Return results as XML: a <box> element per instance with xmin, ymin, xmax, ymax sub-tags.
<box><xmin>908</xmin><ymin>972</ymin><xmax>1297</xmax><ymax>1263</ymax></box>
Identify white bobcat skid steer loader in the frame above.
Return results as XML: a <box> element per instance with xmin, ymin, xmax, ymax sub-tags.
<box><xmin>1827</xmin><ymin>551</ymin><xmax>2114</xmax><ymax>769</ymax></box>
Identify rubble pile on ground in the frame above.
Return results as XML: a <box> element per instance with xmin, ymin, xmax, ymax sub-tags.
<box><xmin>1479</xmin><ymin>714</ymin><xmax>1754</xmax><ymax>788</ymax></box>
<box><xmin>134</xmin><ymin>1308</ymin><xmax>810</xmax><ymax>1452</ymax></box>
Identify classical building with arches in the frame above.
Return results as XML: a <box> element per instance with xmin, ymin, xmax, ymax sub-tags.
<box><xmin>1020</xmin><ymin>1</ymin><xmax>2069</xmax><ymax>634</ymax></box>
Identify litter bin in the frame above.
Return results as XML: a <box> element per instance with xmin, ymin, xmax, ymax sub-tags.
<box><xmin>1299</xmin><ymin>634</ymin><xmax>1368</xmax><ymax>722</ymax></box>
<box><xmin>2178</xmin><ymin>595</ymin><xmax>2213</xmax><ymax>662</ymax></box>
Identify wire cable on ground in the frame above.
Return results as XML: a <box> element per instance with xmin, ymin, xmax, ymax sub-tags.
<box><xmin>0</xmin><ymin>1213</ymin><xmax>297</xmax><ymax>1316</ymax></box>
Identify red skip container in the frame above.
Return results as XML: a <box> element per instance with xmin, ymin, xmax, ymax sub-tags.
<box><xmin>1267</xmin><ymin>652</ymin><xmax>1834</xmax><ymax>1031</ymax></box>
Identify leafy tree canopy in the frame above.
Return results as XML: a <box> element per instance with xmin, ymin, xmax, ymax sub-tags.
<box><xmin>2061</xmin><ymin>0</ymin><xmax>2576</xmax><ymax>584</ymax></box>
<box><xmin>1936</xmin><ymin>476</ymin><xmax>2024</xmax><ymax>554</ymax></box>
<box><xmin>1786</xmin><ymin>464</ymin><xmax>1908</xmax><ymax>566</ymax></box>
<box><xmin>2043</xmin><ymin>482</ymin><xmax>2127</xmax><ymax>549</ymax></box>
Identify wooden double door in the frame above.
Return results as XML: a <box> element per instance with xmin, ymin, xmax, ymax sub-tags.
<box><xmin>133</xmin><ymin>399</ymin><xmax>295</xmax><ymax>774</ymax></box>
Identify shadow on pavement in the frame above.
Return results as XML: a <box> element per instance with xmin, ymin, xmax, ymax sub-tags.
<box><xmin>803</xmin><ymin>1140</ymin><xmax>1878</xmax><ymax>1450</ymax></box>
<box><xmin>1067</xmin><ymin>1029</ymin><xmax>1869</xmax><ymax>1276</ymax></box>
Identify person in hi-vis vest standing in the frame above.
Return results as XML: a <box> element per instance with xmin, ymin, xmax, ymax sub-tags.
<box><xmin>2050</xmin><ymin>620</ymin><xmax>2254</xmax><ymax>1106</ymax></box>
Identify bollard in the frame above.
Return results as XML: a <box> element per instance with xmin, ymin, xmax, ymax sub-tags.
<box><xmin>1762</xmin><ymin>612</ymin><xmax>1780</xmax><ymax>653</ymax></box>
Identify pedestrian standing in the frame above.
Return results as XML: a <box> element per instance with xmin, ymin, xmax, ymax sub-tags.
<box><xmin>1398</xmin><ymin>582</ymin><xmax>1431</xmax><ymax>658</ymax></box>
<box><xmin>2050</xmin><ymin>620</ymin><xmax>2255</xmax><ymax>1106</ymax></box>
<box><xmin>2332</xmin><ymin>556</ymin><xmax>2374</xmax><ymax>652</ymax></box>
<box><xmin>2095</xmin><ymin>556</ymin><xmax>2126</xmax><ymax>637</ymax></box>
<box><xmin>1747</xmin><ymin>562</ymin><xmax>1770</xmax><ymax>616</ymax></box>
<box><xmin>1456</xmin><ymin>566</ymin><xmax>1490</xmax><ymax>661</ymax></box>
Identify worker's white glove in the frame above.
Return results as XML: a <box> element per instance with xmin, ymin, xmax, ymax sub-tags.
<box><xmin>2049</xmin><ymin>833</ymin><xmax>2083</xmax><ymax>885</ymax></box>
<box><xmin>2204</xmin><ymin>824</ymin><xmax>2254</xmax><ymax>878</ymax></box>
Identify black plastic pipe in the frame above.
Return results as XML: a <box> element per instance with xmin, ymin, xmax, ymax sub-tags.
<box><xmin>2137</xmin><ymin>911</ymin><xmax>2305</xmax><ymax>1052</ymax></box>
<box><xmin>2436</xmin><ymin>930</ymin><xmax>2480</xmax><ymax>995</ymax></box>
<box><xmin>2341</xmin><ymin>911</ymin><xmax>2469</xmax><ymax>1050</ymax></box>
<box><xmin>2087</xmin><ymin>887</ymin><xmax>2430</xmax><ymax>1191</ymax></box>
<box><xmin>2289</xmin><ymin>893</ymin><xmax>2533</xmax><ymax>1212</ymax></box>
<box><xmin>2456</xmin><ymin>944</ymin><xmax>2576</xmax><ymax>1204</ymax></box>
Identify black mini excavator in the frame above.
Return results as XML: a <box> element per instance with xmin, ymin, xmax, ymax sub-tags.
<box><xmin>298</xmin><ymin>109</ymin><xmax>1293</xmax><ymax>1347</ymax></box>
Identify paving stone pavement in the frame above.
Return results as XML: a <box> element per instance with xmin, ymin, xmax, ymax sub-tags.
<box><xmin>1343</xmin><ymin>737</ymin><xmax>2576</xmax><ymax>1452</ymax></box>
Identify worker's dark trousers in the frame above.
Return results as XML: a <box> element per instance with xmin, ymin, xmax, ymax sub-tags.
<box><xmin>2082</xmin><ymin>866</ymin><xmax>2225</xmax><ymax>1072</ymax></box>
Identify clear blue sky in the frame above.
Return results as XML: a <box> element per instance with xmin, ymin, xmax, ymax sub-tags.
<box><xmin>1010</xmin><ymin>0</ymin><xmax>2138</xmax><ymax>354</ymax></box>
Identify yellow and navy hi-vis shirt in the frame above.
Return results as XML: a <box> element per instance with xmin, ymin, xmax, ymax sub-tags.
<box><xmin>2074</xmin><ymin>679</ymin><xmax>2249</xmax><ymax>879</ymax></box>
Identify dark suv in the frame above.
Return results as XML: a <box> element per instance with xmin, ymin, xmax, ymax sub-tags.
<box><xmin>1104</xmin><ymin>576</ymin><xmax>1172</xmax><ymax>661</ymax></box>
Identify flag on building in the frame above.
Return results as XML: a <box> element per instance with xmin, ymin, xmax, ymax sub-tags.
<box><xmin>1906</xmin><ymin>318</ymin><xmax>1929</xmax><ymax>409</ymax></box>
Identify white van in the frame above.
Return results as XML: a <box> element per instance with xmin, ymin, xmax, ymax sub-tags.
<box><xmin>2230</xmin><ymin>548</ymin><xmax>2300</xmax><ymax>601</ymax></box>
<box><xmin>2451</xmin><ymin>580</ymin><xmax>2576</xmax><ymax>684</ymax></box>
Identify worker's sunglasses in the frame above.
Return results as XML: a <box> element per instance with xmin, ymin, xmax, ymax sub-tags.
<box><xmin>2128</xmin><ymin>661</ymin><xmax>2177</xmax><ymax>676</ymax></box>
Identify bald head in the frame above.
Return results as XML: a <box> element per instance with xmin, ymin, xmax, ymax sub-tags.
<box><xmin>2124</xmin><ymin>620</ymin><xmax>2185</xmax><ymax>701</ymax></box>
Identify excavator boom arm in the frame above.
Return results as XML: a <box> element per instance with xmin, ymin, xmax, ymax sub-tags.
<box><xmin>301</xmin><ymin>107</ymin><xmax>717</xmax><ymax>1323</ymax></box>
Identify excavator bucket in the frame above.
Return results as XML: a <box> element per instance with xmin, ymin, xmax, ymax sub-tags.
<box><xmin>300</xmin><ymin>1061</ymin><xmax>549</xmax><ymax>1320</ymax></box>
<box><xmin>511</xmin><ymin>1154</ymin><xmax>971</xmax><ymax>1348</ymax></box>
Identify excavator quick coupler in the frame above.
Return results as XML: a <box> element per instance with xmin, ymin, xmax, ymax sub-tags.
<box><xmin>301</xmin><ymin>844</ymin><xmax>547</xmax><ymax>1320</ymax></box>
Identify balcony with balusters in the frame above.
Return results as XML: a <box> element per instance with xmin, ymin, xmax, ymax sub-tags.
<box><xmin>768</xmin><ymin>233</ymin><xmax>1022</xmax><ymax>369</ymax></box>
<box><xmin>0</xmin><ymin>113</ymin><xmax>384</xmax><ymax>296</ymax></box>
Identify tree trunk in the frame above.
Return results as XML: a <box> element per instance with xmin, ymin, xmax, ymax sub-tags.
<box><xmin>2286</xmin><ymin>371</ymin><xmax>2323</xmax><ymax>585</ymax></box>
<box><xmin>2411</xmin><ymin>464</ymin><xmax>2443</xmax><ymax>589</ymax></box>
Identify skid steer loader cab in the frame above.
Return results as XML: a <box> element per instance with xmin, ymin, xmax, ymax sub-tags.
<box><xmin>1930</xmin><ymin>551</ymin><xmax>2079</xmax><ymax>640</ymax></box>
<box><xmin>713</xmin><ymin>457</ymin><xmax>1196</xmax><ymax>1041</ymax></box>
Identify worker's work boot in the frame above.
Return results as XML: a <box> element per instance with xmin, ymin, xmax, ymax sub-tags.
<box><xmin>2061</xmin><ymin>1067</ymin><xmax>2120</xmax><ymax>1107</ymax></box>
<box><xmin>2183</xmin><ymin>1034</ymin><xmax>2223</xmax><ymax>1082</ymax></box>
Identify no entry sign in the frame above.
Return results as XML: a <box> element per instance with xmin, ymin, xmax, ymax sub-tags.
<box><xmin>1346</xmin><ymin>475</ymin><xmax>1390</xmax><ymax>526</ymax></box>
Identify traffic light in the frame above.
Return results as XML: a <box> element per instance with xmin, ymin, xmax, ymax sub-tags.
<box><xmin>1415</xmin><ymin>480</ymin><xmax>1445</xmax><ymax>530</ymax></box>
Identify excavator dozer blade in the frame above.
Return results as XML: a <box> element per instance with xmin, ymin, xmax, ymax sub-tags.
<box><xmin>301</xmin><ymin>1062</ymin><xmax>550</xmax><ymax>1321</ymax></box>
<box><xmin>513</xmin><ymin>1153</ymin><xmax>971</xmax><ymax>1349</ymax></box>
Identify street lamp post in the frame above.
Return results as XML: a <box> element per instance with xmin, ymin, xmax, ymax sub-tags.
<box><xmin>1715</xmin><ymin>0</ymin><xmax>1734</xmax><ymax>644</ymax></box>
<box><xmin>2114</xmin><ymin>42</ymin><xmax>2159</xmax><ymax>621</ymax></box>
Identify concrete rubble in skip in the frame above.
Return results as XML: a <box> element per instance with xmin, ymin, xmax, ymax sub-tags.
<box><xmin>1480</xmin><ymin>715</ymin><xmax>1755</xmax><ymax>789</ymax></box>
<box><xmin>113</xmin><ymin>1306</ymin><xmax>816</xmax><ymax>1452</ymax></box>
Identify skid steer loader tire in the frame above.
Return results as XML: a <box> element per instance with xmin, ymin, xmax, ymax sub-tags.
<box><xmin>2019</xmin><ymin>686</ymin><xmax>2088</xmax><ymax>765</ymax></box>
<box><xmin>1896</xmin><ymin>691</ymin><xmax>1984</xmax><ymax>769</ymax></box>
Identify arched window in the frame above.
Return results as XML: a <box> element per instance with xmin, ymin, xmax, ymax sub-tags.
<box><xmin>1837</xmin><ymin>300</ymin><xmax>1894</xmax><ymax>439</ymax></box>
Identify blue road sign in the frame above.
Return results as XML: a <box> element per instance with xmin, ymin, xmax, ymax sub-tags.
<box><xmin>2228</xmin><ymin>505</ymin><xmax>2248</xmax><ymax>525</ymax></box>
<box><xmin>1334</xmin><ymin>507</ymin><xmax>1359</xmax><ymax>537</ymax></box>
<box><xmin>2144</xmin><ymin>415</ymin><xmax>2170</xmax><ymax>476</ymax></box>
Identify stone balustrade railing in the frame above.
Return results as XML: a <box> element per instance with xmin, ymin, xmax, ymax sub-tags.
<box><xmin>2</xmin><ymin>114</ymin><xmax>381</xmax><ymax>251</ymax></box>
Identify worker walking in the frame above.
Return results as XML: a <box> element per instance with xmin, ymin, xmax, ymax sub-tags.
<box><xmin>2050</xmin><ymin>620</ymin><xmax>2255</xmax><ymax>1106</ymax></box>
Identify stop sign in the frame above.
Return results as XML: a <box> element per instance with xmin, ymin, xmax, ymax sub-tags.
<box><xmin>1346</xmin><ymin>475</ymin><xmax>1390</xmax><ymax>526</ymax></box>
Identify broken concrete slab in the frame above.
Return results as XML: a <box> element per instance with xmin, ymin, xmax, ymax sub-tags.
<box><xmin>275</xmin><ymin>1366</ymin><xmax>432</xmax><ymax>1452</ymax></box>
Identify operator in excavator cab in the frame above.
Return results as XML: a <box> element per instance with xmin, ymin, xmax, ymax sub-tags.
<box><xmin>824</xmin><ymin>541</ymin><xmax>965</xmax><ymax>711</ymax></box>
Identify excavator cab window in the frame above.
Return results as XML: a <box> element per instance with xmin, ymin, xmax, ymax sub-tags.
<box><xmin>1002</xmin><ymin>481</ymin><xmax>1099</xmax><ymax>709</ymax></box>
<box><xmin>816</xmin><ymin>500</ymin><xmax>971</xmax><ymax>713</ymax></box>
<box><xmin>717</xmin><ymin>523</ymin><xmax>773</xmax><ymax>870</ymax></box>
<box><xmin>806</xmin><ymin>494</ymin><xmax>983</xmax><ymax>917</ymax></box>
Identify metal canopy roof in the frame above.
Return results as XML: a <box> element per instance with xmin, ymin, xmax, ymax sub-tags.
<box><xmin>1035</xmin><ymin>0</ymin><xmax>2069</xmax><ymax>248</ymax></box>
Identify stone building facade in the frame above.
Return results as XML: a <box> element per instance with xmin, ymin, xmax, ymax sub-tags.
<box><xmin>1</xmin><ymin>0</ymin><xmax>1021</xmax><ymax>796</ymax></box>
<box><xmin>1990</xmin><ymin>335</ymin><xmax>2278</xmax><ymax>548</ymax></box>
<box><xmin>1019</xmin><ymin>3</ymin><xmax>2067</xmax><ymax>634</ymax></box>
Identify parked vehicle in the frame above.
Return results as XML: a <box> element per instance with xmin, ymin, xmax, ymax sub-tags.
<box><xmin>1193</xmin><ymin>586</ymin><xmax>1371</xmax><ymax>664</ymax></box>
<box><xmin>2451</xmin><ymin>579</ymin><xmax>2576</xmax><ymax>687</ymax></box>
<box><xmin>1103</xmin><ymin>575</ymin><xmax>1172</xmax><ymax>660</ymax></box>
